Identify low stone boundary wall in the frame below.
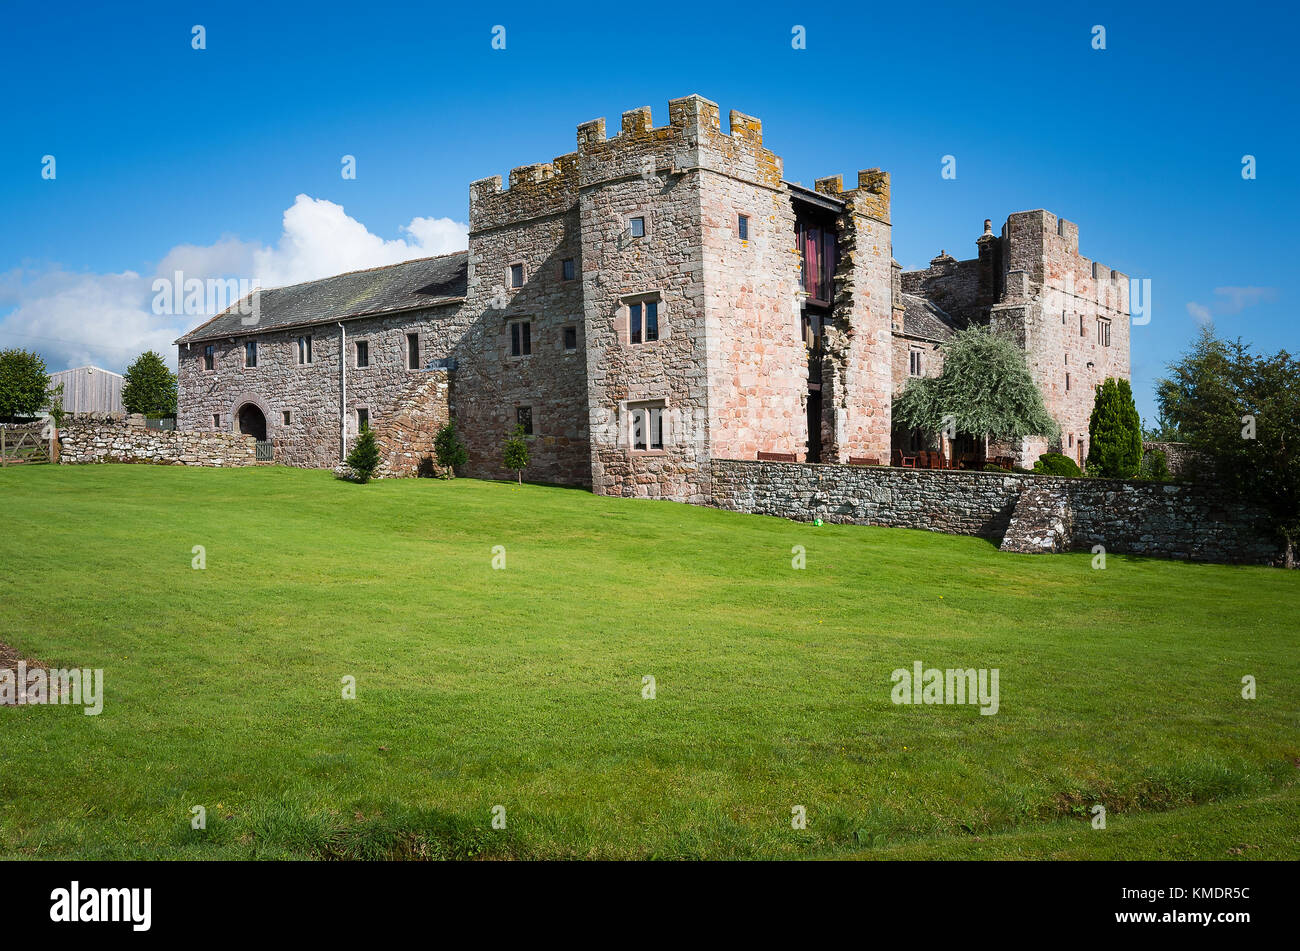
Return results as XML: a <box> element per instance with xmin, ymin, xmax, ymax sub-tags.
<box><xmin>59</xmin><ymin>415</ymin><xmax>256</xmax><ymax>467</ymax></box>
<box><xmin>710</xmin><ymin>458</ymin><xmax>1282</xmax><ymax>566</ymax></box>
<box><xmin>1004</xmin><ymin>477</ymin><xmax>1279</xmax><ymax>564</ymax></box>
<box><xmin>711</xmin><ymin>459</ymin><xmax>1022</xmax><ymax>538</ymax></box>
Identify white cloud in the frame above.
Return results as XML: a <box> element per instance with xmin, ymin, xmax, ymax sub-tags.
<box><xmin>1186</xmin><ymin>301</ymin><xmax>1212</xmax><ymax>326</ymax></box>
<box><xmin>0</xmin><ymin>197</ymin><xmax>468</xmax><ymax>372</ymax></box>
<box><xmin>1212</xmin><ymin>286</ymin><xmax>1277</xmax><ymax>314</ymax></box>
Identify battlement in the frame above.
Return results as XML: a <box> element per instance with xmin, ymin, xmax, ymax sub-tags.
<box><xmin>469</xmin><ymin>151</ymin><xmax>580</xmax><ymax>232</ymax></box>
<box><xmin>1001</xmin><ymin>209</ymin><xmax>1127</xmax><ymax>287</ymax></box>
<box><xmin>812</xmin><ymin>169</ymin><xmax>891</xmax><ymax>223</ymax></box>
<box><xmin>571</xmin><ymin>95</ymin><xmax>781</xmax><ymax>188</ymax></box>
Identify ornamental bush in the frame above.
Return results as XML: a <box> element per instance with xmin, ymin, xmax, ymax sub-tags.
<box><xmin>346</xmin><ymin>424</ymin><xmax>381</xmax><ymax>483</ymax></box>
<box><xmin>1032</xmin><ymin>452</ymin><xmax>1082</xmax><ymax>477</ymax></box>
<box><xmin>434</xmin><ymin>422</ymin><xmax>468</xmax><ymax>477</ymax></box>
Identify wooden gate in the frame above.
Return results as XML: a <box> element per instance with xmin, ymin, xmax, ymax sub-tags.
<box><xmin>0</xmin><ymin>428</ymin><xmax>52</xmax><ymax>466</ymax></box>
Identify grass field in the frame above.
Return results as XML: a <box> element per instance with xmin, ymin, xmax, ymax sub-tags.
<box><xmin>1</xmin><ymin>464</ymin><xmax>1297</xmax><ymax>860</ymax></box>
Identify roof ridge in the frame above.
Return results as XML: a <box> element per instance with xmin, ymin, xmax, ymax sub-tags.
<box><xmin>253</xmin><ymin>249</ymin><xmax>469</xmax><ymax>295</ymax></box>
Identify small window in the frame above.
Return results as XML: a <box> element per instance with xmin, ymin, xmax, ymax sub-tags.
<box><xmin>296</xmin><ymin>335</ymin><xmax>312</xmax><ymax>365</ymax></box>
<box><xmin>510</xmin><ymin>320</ymin><xmax>532</xmax><ymax>357</ymax></box>
<box><xmin>244</xmin><ymin>340</ymin><xmax>257</xmax><ymax>368</ymax></box>
<box><xmin>1068</xmin><ymin>433</ymin><xmax>1075</xmax><ymax>448</ymax></box>
<box><xmin>1066</xmin><ymin>372</ymin><xmax>1071</xmax><ymax>391</ymax></box>
<box><xmin>1097</xmin><ymin>318</ymin><xmax>1111</xmax><ymax>347</ymax></box>
<box><xmin>516</xmin><ymin>406</ymin><xmax>533</xmax><ymax>436</ymax></box>
<box><xmin>357</xmin><ymin>408</ymin><xmax>369</xmax><ymax>431</ymax></box>
<box><xmin>738</xmin><ymin>214</ymin><xmax>749</xmax><ymax>241</ymax></box>
<box><xmin>1065</xmin><ymin>353</ymin><xmax>1069</xmax><ymax>365</ymax></box>
<box><xmin>407</xmin><ymin>334</ymin><xmax>419</xmax><ymax>370</ymax></box>
<box><xmin>510</xmin><ymin>263</ymin><xmax>524</xmax><ymax>288</ymax></box>
<box><xmin>212</xmin><ymin>413</ymin><xmax>220</xmax><ymax>428</ymax></box>
<box><xmin>629</xmin><ymin>300</ymin><xmax>659</xmax><ymax>344</ymax></box>
<box><xmin>1079</xmin><ymin>314</ymin><xmax>1086</xmax><ymax>337</ymax></box>
<box><xmin>356</xmin><ymin>340</ymin><xmax>369</xmax><ymax>368</ymax></box>
<box><xmin>563</xmin><ymin>325</ymin><xmax>578</xmax><ymax>352</ymax></box>
<box><xmin>629</xmin><ymin>216</ymin><xmax>645</xmax><ymax>238</ymax></box>
<box><xmin>629</xmin><ymin>404</ymin><xmax>665</xmax><ymax>451</ymax></box>
<box><xmin>561</xmin><ymin>258</ymin><xmax>576</xmax><ymax>281</ymax></box>
<box><xmin>282</xmin><ymin>410</ymin><xmax>291</xmax><ymax>425</ymax></box>
<box><xmin>909</xmin><ymin>349</ymin><xmax>922</xmax><ymax>376</ymax></box>
<box><xmin>203</xmin><ymin>344</ymin><xmax>214</xmax><ymax>371</ymax></box>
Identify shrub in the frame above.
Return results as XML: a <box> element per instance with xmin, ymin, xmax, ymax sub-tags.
<box><xmin>1087</xmin><ymin>377</ymin><xmax>1142</xmax><ymax>477</ymax></box>
<box><xmin>433</xmin><ymin>422</ymin><xmax>467</xmax><ymax>478</ymax></box>
<box><xmin>346</xmin><ymin>425</ymin><xmax>381</xmax><ymax>483</ymax></box>
<box><xmin>983</xmin><ymin>463</ymin><xmax>1012</xmax><ymax>473</ymax></box>
<box><xmin>1140</xmin><ymin>449</ymin><xmax>1172</xmax><ymax>483</ymax></box>
<box><xmin>502</xmin><ymin>424</ymin><xmax>529</xmax><ymax>484</ymax></box>
<box><xmin>1032</xmin><ymin>452</ymin><xmax>1082</xmax><ymax>477</ymax></box>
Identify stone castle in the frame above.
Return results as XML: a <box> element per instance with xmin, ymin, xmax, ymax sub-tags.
<box><xmin>177</xmin><ymin>95</ymin><xmax>1131</xmax><ymax>500</ymax></box>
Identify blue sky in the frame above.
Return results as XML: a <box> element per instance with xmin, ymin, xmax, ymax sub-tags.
<box><xmin>1</xmin><ymin>0</ymin><xmax>1295</xmax><ymax>422</ymax></box>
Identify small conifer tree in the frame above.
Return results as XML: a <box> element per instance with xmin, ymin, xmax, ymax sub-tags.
<box><xmin>346</xmin><ymin>424</ymin><xmax>381</xmax><ymax>483</ymax></box>
<box><xmin>1087</xmin><ymin>377</ymin><xmax>1142</xmax><ymax>477</ymax></box>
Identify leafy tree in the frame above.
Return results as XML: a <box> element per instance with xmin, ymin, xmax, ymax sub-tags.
<box><xmin>502</xmin><ymin>424</ymin><xmax>529</xmax><ymax>484</ymax></box>
<box><xmin>346</xmin><ymin>424</ymin><xmax>381</xmax><ymax>483</ymax></box>
<box><xmin>1086</xmin><ymin>377</ymin><xmax>1142</xmax><ymax>477</ymax></box>
<box><xmin>893</xmin><ymin>326</ymin><xmax>1058</xmax><ymax>456</ymax></box>
<box><xmin>1158</xmin><ymin>326</ymin><xmax>1300</xmax><ymax>567</ymax></box>
<box><xmin>0</xmin><ymin>348</ymin><xmax>53</xmax><ymax>420</ymax></box>
<box><xmin>434</xmin><ymin>421</ymin><xmax>468</xmax><ymax>478</ymax></box>
<box><xmin>1142</xmin><ymin>412</ymin><xmax>1182</xmax><ymax>442</ymax></box>
<box><xmin>121</xmin><ymin>350</ymin><xmax>178</xmax><ymax>416</ymax></box>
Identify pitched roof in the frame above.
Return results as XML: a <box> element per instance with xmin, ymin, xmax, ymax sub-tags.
<box><xmin>898</xmin><ymin>293</ymin><xmax>960</xmax><ymax>342</ymax></box>
<box><xmin>176</xmin><ymin>252</ymin><xmax>468</xmax><ymax>343</ymax></box>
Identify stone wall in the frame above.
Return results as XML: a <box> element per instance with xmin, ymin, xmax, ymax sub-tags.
<box><xmin>59</xmin><ymin>415</ymin><xmax>257</xmax><ymax>466</ymax></box>
<box><xmin>710</xmin><ymin>458</ymin><xmax>1282</xmax><ymax>566</ymax></box>
<box><xmin>1000</xmin><ymin>477</ymin><xmax>1279</xmax><ymax>565</ymax></box>
<box><xmin>711</xmin><ymin>458</ymin><xmax>1022</xmax><ymax>538</ymax></box>
<box><xmin>373</xmin><ymin>370</ymin><xmax>452</xmax><ymax>477</ymax></box>
<box><xmin>1142</xmin><ymin>441</ymin><xmax>1208</xmax><ymax>479</ymax></box>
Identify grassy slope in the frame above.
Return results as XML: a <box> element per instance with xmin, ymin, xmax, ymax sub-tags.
<box><xmin>0</xmin><ymin>464</ymin><xmax>1296</xmax><ymax>860</ymax></box>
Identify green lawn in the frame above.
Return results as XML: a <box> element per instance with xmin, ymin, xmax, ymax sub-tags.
<box><xmin>1</xmin><ymin>464</ymin><xmax>1297</xmax><ymax>860</ymax></box>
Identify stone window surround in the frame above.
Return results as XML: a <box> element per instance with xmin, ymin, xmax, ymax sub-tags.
<box><xmin>202</xmin><ymin>344</ymin><xmax>215</xmax><ymax>373</ymax></box>
<box><xmin>561</xmin><ymin>323</ymin><xmax>579</xmax><ymax>353</ymax></box>
<box><xmin>560</xmin><ymin>257</ymin><xmax>577</xmax><ymax>281</ymax></box>
<box><xmin>507</xmin><ymin>260</ymin><xmax>526</xmax><ymax>289</ymax></box>
<box><xmin>908</xmin><ymin>347</ymin><xmax>923</xmax><ymax>376</ymax></box>
<box><xmin>354</xmin><ymin>406</ymin><xmax>370</xmax><ymax>434</ymax></box>
<box><xmin>405</xmin><ymin>332</ymin><xmax>420</xmax><ymax>371</ymax></box>
<box><xmin>281</xmin><ymin>409</ymin><xmax>294</xmax><ymax>426</ymax></box>
<box><xmin>516</xmin><ymin>405</ymin><xmax>535</xmax><ymax>438</ymax></box>
<box><xmin>354</xmin><ymin>339</ymin><xmax>370</xmax><ymax>368</ymax></box>
<box><xmin>627</xmin><ymin>212</ymin><xmax>649</xmax><ymax>239</ymax></box>
<box><xmin>620</xmin><ymin>291</ymin><xmax>665</xmax><ymax>346</ymax></box>
<box><xmin>620</xmin><ymin>397</ymin><xmax>670</xmax><ymax>456</ymax></box>
<box><xmin>507</xmin><ymin>318</ymin><xmax>533</xmax><ymax>359</ymax></box>
<box><xmin>737</xmin><ymin>213</ymin><xmax>750</xmax><ymax>242</ymax></box>
<box><xmin>296</xmin><ymin>334</ymin><xmax>314</xmax><ymax>366</ymax></box>
<box><xmin>243</xmin><ymin>340</ymin><xmax>259</xmax><ymax>369</ymax></box>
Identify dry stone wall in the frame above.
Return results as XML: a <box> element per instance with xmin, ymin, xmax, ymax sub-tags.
<box><xmin>59</xmin><ymin>415</ymin><xmax>256</xmax><ymax>466</ymax></box>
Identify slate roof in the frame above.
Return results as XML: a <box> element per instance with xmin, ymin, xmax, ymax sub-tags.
<box><xmin>898</xmin><ymin>293</ymin><xmax>960</xmax><ymax>341</ymax></box>
<box><xmin>176</xmin><ymin>252</ymin><xmax>468</xmax><ymax>343</ymax></box>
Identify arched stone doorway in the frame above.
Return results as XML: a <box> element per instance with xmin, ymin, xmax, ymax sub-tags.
<box><xmin>236</xmin><ymin>403</ymin><xmax>267</xmax><ymax>441</ymax></box>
